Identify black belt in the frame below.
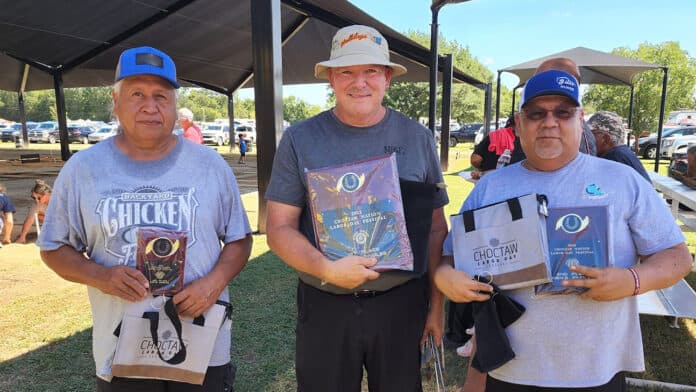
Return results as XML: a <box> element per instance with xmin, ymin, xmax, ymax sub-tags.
<box><xmin>351</xmin><ymin>289</ymin><xmax>387</xmax><ymax>298</ymax></box>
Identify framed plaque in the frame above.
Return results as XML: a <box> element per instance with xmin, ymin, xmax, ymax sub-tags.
<box><xmin>305</xmin><ymin>154</ymin><xmax>413</xmax><ymax>271</ymax></box>
<box><xmin>535</xmin><ymin>206</ymin><xmax>609</xmax><ymax>296</ymax></box>
<box><xmin>136</xmin><ymin>228</ymin><xmax>187</xmax><ymax>295</ymax></box>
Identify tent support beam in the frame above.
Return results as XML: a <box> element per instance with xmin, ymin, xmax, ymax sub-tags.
<box><xmin>62</xmin><ymin>0</ymin><xmax>201</xmax><ymax>71</ymax></box>
<box><xmin>627</xmin><ymin>85</ymin><xmax>635</xmax><ymax>145</ymax></box>
<box><xmin>440</xmin><ymin>54</ymin><xmax>452</xmax><ymax>172</ymax></box>
<box><xmin>653</xmin><ymin>67</ymin><xmax>669</xmax><ymax>172</ymax></box>
<box><xmin>495</xmin><ymin>71</ymin><xmax>502</xmax><ymax>127</ymax></box>
<box><xmin>251</xmin><ymin>0</ymin><xmax>283</xmax><ymax>233</ymax></box>
<box><xmin>52</xmin><ymin>70</ymin><xmax>71</xmax><ymax>161</ymax></box>
<box><xmin>484</xmin><ymin>82</ymin><xmax>492</xmax><ymax>135</ymax></box>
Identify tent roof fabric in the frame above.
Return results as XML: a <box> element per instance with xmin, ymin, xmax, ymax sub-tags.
<box><xmin>501</xmin><ymin>47</ymin><xmax>661</xmax><ymax>86</ymax></box>
<box><xmin>0</xmin><ymin>0</ymin><xmax>486</xmax><ymax>93</ymax></box>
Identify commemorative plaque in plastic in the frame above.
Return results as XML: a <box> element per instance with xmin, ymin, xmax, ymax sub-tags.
<box><xmin>305</xmin><ymin>154</ymin><xmax>413</xmax><ymax>271</ymax></box>
<box><xmin>534</xmin><ymin>206</ymin><xmax>609</xmax><ymax>296</ymax></box>
<box><xmin>136</xmin><ymin>228</ymin><xmax>187</xmax><ymax>295</ymax></box>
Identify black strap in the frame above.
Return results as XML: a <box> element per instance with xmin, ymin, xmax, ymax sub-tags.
<box><xmin>463</xmin><ymin>210</ymin><xmax>476</xmax><ymax>233</ymax></box>
<box><xmin>143</xmin><ymin>298</ymin><xmax>187</xmax><ymax>365</ymax></box>
<box><xmin>506</xmin><ymin>198</ymin><xmax>522</xmax><ymax>221</ymax></box>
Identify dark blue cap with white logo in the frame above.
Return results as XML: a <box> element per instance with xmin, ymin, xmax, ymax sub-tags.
<box><xmin>115</xmin><ymin>46</ymin><xmax>180</xmax><ymax>88</ymax></box>
<box><xmin>520</xmin><ymin>70</ymin><xmax>580</xmax><ymax>108</ymax></box>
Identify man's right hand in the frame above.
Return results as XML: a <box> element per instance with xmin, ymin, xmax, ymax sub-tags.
<box><xmin>96</xmin><ymin>265</ymin><xmax>149</xmax><ymax>302</ymax></box>
<box><xmin>322</xmin><ymin>256</ymin><xmax>380</xmax><ymax>289</ymax></box>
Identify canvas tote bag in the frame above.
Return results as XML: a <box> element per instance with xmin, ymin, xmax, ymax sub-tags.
<box><xmin>451</xmin><ymin>193</ymin><xmax>551</xmax><ymax>290</ymax></box>
<box><xmin>111</xmin><ymin>295</ymin><xmax>230</xmax><ymax>385</ymax></box>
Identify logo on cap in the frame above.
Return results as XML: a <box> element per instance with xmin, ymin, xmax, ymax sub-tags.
<box><xmin>556</xmin><ymin>76</ymin><xmax>576</xmax><ymax>91</ymax></box>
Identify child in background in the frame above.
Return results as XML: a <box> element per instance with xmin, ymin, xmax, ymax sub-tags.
<box><xmin>15</xmin><ymin>179</ymin><xmax>51</xmax><ymax>244</ymax></box>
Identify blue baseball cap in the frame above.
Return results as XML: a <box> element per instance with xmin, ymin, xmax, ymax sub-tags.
<box><xmin>520</xmin><ymin>70</ymin><xmax>580</xmax><ymax>109</ymax></box>
<box><xmin>114</xmin><ymin>46</ymin><xmax>180</xmax><ymax>88</ymax></box>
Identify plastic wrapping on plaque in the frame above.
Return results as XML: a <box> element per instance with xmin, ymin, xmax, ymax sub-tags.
<box><xmin>305</xmin><ymin>154</ymin><xmax>413</xmax><ymax>271</ymax></box>
<box><xmin>534</xmin><ymin>206</ymin><xmax>609</xmax><ymax>296</ymax></box>
<box><xmin>136</xmin><ymin>228</ymin><xmax>187</xmax><ymax>295</ymax></box>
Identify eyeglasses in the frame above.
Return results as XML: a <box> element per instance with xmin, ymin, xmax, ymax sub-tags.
<box><xmin>522</xmin><ymin>106</ymin><xmax>578</xmax><ymax>121</ymax></box>
<box><xmin>332</xmin><ymin>67</ymin><xmax>387</xmax><ymax>82</ymax></box>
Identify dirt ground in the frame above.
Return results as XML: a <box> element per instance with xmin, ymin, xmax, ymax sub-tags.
<box><xmin>0</xmin><ymin>143</ymin><xmax>259</xmax><ymax>243</ymax></box>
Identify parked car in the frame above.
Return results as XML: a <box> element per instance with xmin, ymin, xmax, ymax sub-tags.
<box><xmin>661</xmin><ymin>134</ymin><xmax>696</xmax><ymax>158</ymax></box>
<box><xmin>448</xmin><ymin>123</ymin><xmax>482</xmax><ymax>147</ymax></box>
<box><xmin>67</xmin><ymin>125</ymin><xmax>96</xmax><ymax>144</ymax></box>
<box><xmin>235</xmin><ymin>125</ymin><xmax>256</xmax><ymax>145</ymax></box>
<box><xmin>634</xmin><ymin>126</ymin><xmax>696</xmax><ymax>159</ymax></box>
<box><xmin>28</xmin><ymin>121</ymin><xmax>60</xmax><ymax>143</ymax></box>
<box><xmin>1</xmin><ymin>122</ymin><xmax>38</xmax><ymax>142</ymax></box>
<box><xmin>88</xmin><ymin>126</ymin><xmax>118</xmax><ymax>143</ymax></box>
<box><xmin>201</xmin><ymin>123</ymin><xmax>230</xmax><ymax>146</ymax></box>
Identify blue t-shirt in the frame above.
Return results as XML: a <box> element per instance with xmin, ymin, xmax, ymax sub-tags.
<box><xmin>443</xmin><ymin>153</ymin><xmax>684</xmax><ymax>387</ymax></box>
<box><xmin>0</xmin><ymin>193</ymin><xmax>16</xmax><ymax>215</ymax></box>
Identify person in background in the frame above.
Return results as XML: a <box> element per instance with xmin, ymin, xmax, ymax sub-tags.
<box><xmin>15</xmin><ymin>179</ymin><xmax>52</xmax><ymax>244</ymax></box>
<box><xmin>470</xmin><ymin>115</ymin><xmax>525</xmax><ymax>176</ymax></box>
<box><xmin>535</xmin><ymin>57</ymin><xmax>597</xmax><ymax>156</ymax></box>
<box><xmin>237</xmin><ymin>136</ymin><xmax>247</xmax><ymax>164</ymax></box>
<box><xmin>588</xmin><ymin>111</ymin><xmax>650</xmax><ymax>182</ymax></box>
<box><xmin>178</xmin><ymin>107</ymin><xmax>203</xmax><ymax>144</ymax></box>
<box><xmin>0</xmin><ymin>181</ymin><xmax>15</xmax><ymax>246</ymax></box>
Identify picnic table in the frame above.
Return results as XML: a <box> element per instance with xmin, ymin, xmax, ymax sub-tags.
<box><xmin>641</xmin><ymin>171</ymin><xmax>696</xmax><ymax>325</ymax></box>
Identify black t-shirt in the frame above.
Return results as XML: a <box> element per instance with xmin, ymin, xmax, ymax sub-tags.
<box><xmin>473</xmin><ymin>136</ymin><xmax>525</xmax><ymax>171</ymax></box>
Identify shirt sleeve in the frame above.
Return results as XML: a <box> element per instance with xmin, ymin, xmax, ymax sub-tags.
<box><xmin>264</xmin><ymin>130</ymin><xmax>306</xmax><ymax>207</ymax></box>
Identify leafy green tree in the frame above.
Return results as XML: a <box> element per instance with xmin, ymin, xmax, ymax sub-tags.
<box><xmin>583</xmin><ymin>41</ymin><xmax>696</xmax><ymax>135</ymax></box>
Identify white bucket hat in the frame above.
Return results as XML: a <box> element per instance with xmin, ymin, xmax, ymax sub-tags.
<box><xmin>314</xmin><ymin>25</ymin><xmax>407</xmax><ymax>79</ymax></box>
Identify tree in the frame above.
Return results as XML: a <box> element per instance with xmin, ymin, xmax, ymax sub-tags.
<box><xmin>583</xmin><ymin>42</ymin><xmax>696</xmax><ymax>135</ymax></box>
<box><xmin>283</xmin><ymin>96</ymin><xmax>322</xmax><ymax>124</ymax></box>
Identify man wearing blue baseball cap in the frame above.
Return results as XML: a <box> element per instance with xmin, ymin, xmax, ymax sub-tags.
<box><xmin>435</xmin><ymin>70</ymin><xmax>691</xmax><ymax>391</ymax></box>
<box><xmin>38</xmin><ymin>46</ymin><xmax>252</xmax><ymax>391</ymax></box>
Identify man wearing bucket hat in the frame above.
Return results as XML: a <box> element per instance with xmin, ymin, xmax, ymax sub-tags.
<box><xmin>435</xmin><ymin>70</ymin><xmax>691</xmax><ymax>391</ymax></box>
<box><xmin>265</xmin><ymin>25</ymin><xmax>449</xmax><ymax>391</ymax></box>
<box><xmin>38</xmin><ymin>46</ymin><xmax>252</xmax><ymax>390</ymax></box>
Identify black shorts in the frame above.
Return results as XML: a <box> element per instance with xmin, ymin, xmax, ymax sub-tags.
<box><xmin>96</xmin><ymin>363</ymin><xmax>235</xmax><ymax>392</ymax></box>
<box><xmin>295</xmin><ymin>277</ymin><xmax>429</xmax><ymax>392</ymax></box>
<box><xmin>486</xmin><ymin>372</ymin><xmax>626</xmax><ymax>392</ymax></box>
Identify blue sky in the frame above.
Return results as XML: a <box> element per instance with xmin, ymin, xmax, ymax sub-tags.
<box><xmin>239</xmin><ymin>0</ymin><xmax>696</xmax><ymax>107</ymax></box>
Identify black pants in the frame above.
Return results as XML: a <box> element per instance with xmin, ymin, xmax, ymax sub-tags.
<box><xmin>486</xmin><ymin>372</ymin><xmax>626</xmax><ymax>392</ymax></box>
<box><xmin>96</xmin><ymin>363</ymin><xmax>235</xmax><ymax>392</ymax></box>
<box><xmin>295</xmin><ymin>278</ymin><xmax>429</xmax><ymax>392</ymax></box>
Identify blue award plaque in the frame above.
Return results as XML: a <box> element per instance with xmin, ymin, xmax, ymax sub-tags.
<box><xmin>534</xmin><ymin>206</ymin><xmax>608</xmax><ymax>296</ymax></box>
<box><xmin>305</xmin><ymin>154</ymin><xmax>413</xmax><ymax>271</ymax></box>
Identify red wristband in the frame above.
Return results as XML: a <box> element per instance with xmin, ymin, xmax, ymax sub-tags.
<box><xmin>627</xmin><ymin>267</ymin><xmax>640</xmax><ymax>296</ymax></box>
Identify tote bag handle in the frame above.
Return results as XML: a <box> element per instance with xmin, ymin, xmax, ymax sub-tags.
<box><xmin>143</xmin><ymin>298</ymin><xmax>187</xmax><ymax>365</ymax></box>
<box><xmin>462</xmin><ymin>197</ymin><xmax>523</xmax><ymax>233</ymax></box>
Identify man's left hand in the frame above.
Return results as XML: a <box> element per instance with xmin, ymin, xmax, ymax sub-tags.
<box><xmin>173</xmin><ymin>275</ymin><xmax>221</xmax><ymax>318</ymax></box>
<box><xmin>561</xmin><ymin>265</ymin><xmax>634</xmax><ymax>301</ymax></box>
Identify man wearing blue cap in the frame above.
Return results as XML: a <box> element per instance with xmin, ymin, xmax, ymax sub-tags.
<box><xmin>38</xmin><ymin>46</ymin><xmax>252</xmax><ymax>391</ymax></box>
<box><xmin>435</xmin><ymin>70</ymin><xmax>691</xmax><ymax>391</ymax></box>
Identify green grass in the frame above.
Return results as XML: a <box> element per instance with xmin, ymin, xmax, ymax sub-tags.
<box><xmin>0</xmin><ymin>144</ymin><xmax>694</xmax><ymax>391</ymax></box>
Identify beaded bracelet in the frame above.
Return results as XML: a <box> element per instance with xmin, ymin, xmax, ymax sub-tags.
<box><xmin>627</xmin><ymin>267</ymin><xmax>640</xmax><ymax>296</ymax></box>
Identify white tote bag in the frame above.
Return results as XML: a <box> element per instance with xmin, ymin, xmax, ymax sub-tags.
<box><xmin>111</xmin><ymin>295</ymin><xmax>230</xmax><ymax>385</ymax></box>
<box><xmin>451</xmin><ymin>193</ymin><xmax>551</xmax><ymax>290</ymax></box>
